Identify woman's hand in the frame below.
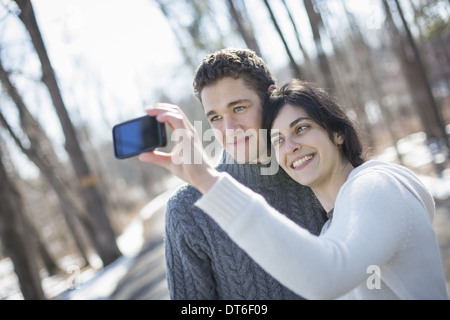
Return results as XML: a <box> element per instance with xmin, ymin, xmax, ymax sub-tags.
<box><xmin>138</xmin><ymin>103</ymin><xmax>220</xmax><ymax>194</ymax></box>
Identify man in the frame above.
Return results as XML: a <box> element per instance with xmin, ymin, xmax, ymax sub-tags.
<box><xmin>148</xmin><ymin>48</ymin><xmax>326</xmax><ymax>299</ymax></box>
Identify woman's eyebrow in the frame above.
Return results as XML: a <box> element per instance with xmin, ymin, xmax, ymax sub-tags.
<box><xmin>206</xmin><ymin>110</ymin><xmax>217</xmax><ymax>118</ymax></box>
<box><xmin>270</xmin><ymin>116</ymin><xmax>311</xmax><ymax>139</ymax></box>
<box><xmin>270</xmin><ymin>129</ymin><xmax>282</xmax><ymax>140</ymax></box>
<box><xmin>289</xmin><ymin>117</ymin><xmax>310</xmax><ymax>129</ymax></box>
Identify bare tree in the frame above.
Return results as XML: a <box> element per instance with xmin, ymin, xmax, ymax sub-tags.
<box><xmin>154</xmin><ymin>0</ymin><xmax>231</xmax><ymax>68</ymax></box>
<box><xmin>315</xmin><ymin>0</ymin><xmax>375</xmax><ymax>151</ymax></box>
<box><xmin>263</xmin><ymin>0</ymin><xmax>302</xmax><ymax>77</ymax></box>
<box><xmin>303</xmin><ymin>0</ymin><xmax>336</xmax><ymax>93</ymax></box>
<box><xmin>227</xmin><ymin>0</ymin><xmax>262</xmax><ymax>56</ymax></box>
<box><xmin>0</xmin><ymin>61</ymin><xmax>92</xmax><ymax>266</ymax></box>
<box><xmin>28</xmin><ymin>219</ymin><xmax>60</xmax><ymax>276</ymax></box>
<box><xmin>153</xmin><ymin>0</ymin><xmax>198</xmax><ymax>69</ymax></box>
<box><xmin>382</xmin><ymin>0</ymin><xmax>449</xmax><ymax>168</ymax></box>
<box><xmin>14</xmin><ymin>0</ymin><xmax>122</xmax><ymax>266</ymax></box>
<box><xmin>393</xmin><ymin>0</ymin><xmax>449</xmax><ymax>154</ymax></box>
<box><xmin>410</xmin><ymin>0</ymin><xmax>450</xmax><ymax>93</ymax></box>
<box><xmin>340</xmin><ymin>0</ymin><xmax>404</xmax><ymax>164</ymax></box>
<box><xmin>280</xmin><ymin>0</ymin><xmax>316</xmax><ymax>81</ymax></box>
<box><xmin>0</xmin><ymin>143</ymin><xmax>46</xmax><ymax>300</ymax></box>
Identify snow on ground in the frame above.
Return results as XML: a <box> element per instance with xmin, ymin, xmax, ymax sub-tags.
<box><xmin>0</xmin><ymin>176</ymin><xmax>184</xmax><ymax>300</ymax></box>
<box><xmin>373</xmin><ymin>131</ymin><xmax>450</xmax><ymax>200</ymax></box>
<box><xmin>54</xmin><ymin>176</ymin><xmax>184</xmax><ymax>300</ymax></box>
<box><xmin>0</xmin><ymin>210</ymin><xmax>142</xmax><ymax>300</ymax></box>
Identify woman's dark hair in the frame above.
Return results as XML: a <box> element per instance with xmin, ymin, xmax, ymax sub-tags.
<box><xmin>262</xmin><ymin>79</ymin><xmax>366</xmax><ymax>168</ymax></box>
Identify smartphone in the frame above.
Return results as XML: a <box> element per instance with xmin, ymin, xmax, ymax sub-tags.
<box><xmin>112</xmin><ymin>115</ymin><xmax>167</xmax><ymax>159</ymax></box>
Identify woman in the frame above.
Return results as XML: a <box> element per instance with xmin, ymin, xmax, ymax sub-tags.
<box><xmin>139</xmin><ymin>79</ymin><xmax>448</xmax><ymax>299</ymax></box>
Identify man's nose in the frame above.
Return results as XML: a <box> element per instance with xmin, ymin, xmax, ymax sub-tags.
<box><xmin>223</xmin><ymin>117</ymin><xmax>240</xmax><ymax>131</ymax></box>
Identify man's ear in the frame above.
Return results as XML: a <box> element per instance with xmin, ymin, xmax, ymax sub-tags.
<box><xmin>268</xmin><ymin>84</ymin><xmax>277</xmax><ymax>93</ymax></box>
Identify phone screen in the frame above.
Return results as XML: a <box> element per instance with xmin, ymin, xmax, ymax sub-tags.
<box><xmin>113</xmin><ymin>115</ymin><xmax>166</xmax><ymax>159</ymax></box>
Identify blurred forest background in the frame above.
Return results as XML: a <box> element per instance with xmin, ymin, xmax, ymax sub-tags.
<box><xmin>0</xmin><ymin>0</ymin><xmax>449</xmax><ymax>300</ymax></box>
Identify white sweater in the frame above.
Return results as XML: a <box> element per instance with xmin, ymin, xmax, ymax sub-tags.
<box><xmin>196</xmin><ymin>160</ymin><xmax>448</xmax><ymax>300</ymax></box>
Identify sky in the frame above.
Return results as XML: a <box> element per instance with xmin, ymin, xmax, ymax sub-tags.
<box><xmin>17</xmin><ymin>0</ymin><xmax>381</xmax><ymax>109</ymax></box>
<box><xmin>32</xmin><ymin>0</ymin><xmax>189</xmax><ymax>122</ymax></box>
<box><xmin>29</xmin><ymin>0</ymin><xmax>383</xmax><ymax>108</ymax></box>
<box><xmin>0</xmin><ymin>0</ymin><xmax>383</xmax><ymax>179</ymax></box>
<box><xmin>1</xmin><ymin>0</ymin><xmax>190</xmax><ymax>178</ymax></box>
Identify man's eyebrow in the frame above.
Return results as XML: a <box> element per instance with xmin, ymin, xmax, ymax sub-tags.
<box><xmin>227</xmin><ymin>99</ymin><xmax>252</xmax><ymax>108</ymax></box>
<box><xmin>205</xmin><ymin>99</ymin><xmax>252</xmax><ymax>118</ymax></box>
<box><xmin>206</xmin><ymin>110</ymin><xmax>216</xmax><ymax>118</ymax></box>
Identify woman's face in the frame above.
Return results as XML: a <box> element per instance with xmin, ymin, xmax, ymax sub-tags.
<box><xmin>270</xmin><ymin>103</ymin><xmax>345</xmax><ymax>188</ymax></box>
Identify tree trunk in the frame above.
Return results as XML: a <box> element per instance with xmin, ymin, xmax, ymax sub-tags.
<box><xmin>303</xmin><ymin>0</ymin><xmax>336</xmax><ymax>93</ymax></box>
<box><xmin>281</xmin><ymin>0</ymin><xmax>316</xmax><ymax>81</ymax></box>
<box><xmin>383</xmin><ymin>0</ymin><xmax>449</xmax><ymax>170</ymax></box>
<box><xmin>153</xmin><ymin>0</ymin><xmax>197</xmax><ymax>69</ymax></box>
<box><xmin>341</xmin><ymin>0</ymin><xmax>403</xmax><ymax>164</ymax></box>
<box><xmin>0</xmin><ymin>61</ymin><xmax>94</xmax><ymax>267</ymax></box>
<box><xmin>14</xmin><ymin>0</ymin><xmax>122</xmax><ymax>266</ymax></box>
<box><xmin>393</xmin><ymin>0</ymin><xmax>449</xmax><ymax>154</ymax></box>
<box><xmin>263</xmin><ymin>0</ymin><xmax>302</xmax><ymax>77</ymax></box>
<box><xmin>227</xmin><ymin>0</ymin><xmax>262</xmax><ymax>56</ymax></box>
<box><xmin>0</xmin><ymin>146</ymin><xmax>46</xmax><ymax>300</ymax></box>
<box><xmin>29</xmin><ymin>221</ymin><xmax>61</xmax><ymax>276</ymax></box>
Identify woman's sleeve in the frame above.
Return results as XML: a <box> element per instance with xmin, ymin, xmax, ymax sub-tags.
<box><xmin>195</xmin><ymin>172</ymin><xmax>408</xmax><ymax>299</ymax></box>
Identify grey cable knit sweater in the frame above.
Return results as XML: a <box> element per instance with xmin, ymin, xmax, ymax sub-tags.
<box><xmin>164</xmin><ymin>152</ymin><xmax>327</xmax><ymax>299</ymax></box>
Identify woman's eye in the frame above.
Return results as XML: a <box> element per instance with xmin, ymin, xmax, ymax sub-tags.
<box><xmin>296</xmin><ymin>125</ymin><xmax>309</xmax><ymax>134</ymax></box>
<box><xmin>271</xmin><ymin>137</ymin><xmax>283</xmax><ymax>147</ymax></box>
<box><xmin>234</xmin><ymin>106</ymin><xmax>245</xmax><ymax>113</ymax></box>
<box><xmin>210</xmin><ymin>115</ymin><xmax>222</xmax><ymax>122</ymax></box>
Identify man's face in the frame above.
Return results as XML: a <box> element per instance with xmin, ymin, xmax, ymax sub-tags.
<box><xmin>201</xmin><ymin>77</ymin><xmax>269</xmax><ymax>163</ymax></box>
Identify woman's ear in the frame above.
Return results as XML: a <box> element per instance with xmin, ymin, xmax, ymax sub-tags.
<box><xmin>334</xmin><ymin>130</ymin><xmax>345</xmax><ymax>145</ymax></box>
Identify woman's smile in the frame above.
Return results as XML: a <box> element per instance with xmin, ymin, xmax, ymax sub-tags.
<box><xmin>290</xmin><ymin>153</ymin><xmax>315</xmax><ymax>170</ymax></box>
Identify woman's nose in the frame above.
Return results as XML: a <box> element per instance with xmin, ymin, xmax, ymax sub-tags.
<box><xmin>286</xmin><ymin>138</ymin><xmax>301</xmax><ymax>154</ymax></box>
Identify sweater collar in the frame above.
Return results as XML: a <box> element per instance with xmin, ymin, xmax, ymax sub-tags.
<box><xmin>215</xmin><ymin>151</ymin><xmax>292</xmax><ymax>188</ymax></box>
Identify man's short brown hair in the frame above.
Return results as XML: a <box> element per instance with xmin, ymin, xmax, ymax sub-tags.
<box><xmin>193</xmin><ymin>48</ymin><xmax>276</xmax><ymax>104</ymax></box>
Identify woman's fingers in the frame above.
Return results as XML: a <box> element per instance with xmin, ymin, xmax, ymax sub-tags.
<box><xmin>145</xmin><ymin>103</ymin><xmax>186</xmax><ymax>118</ymax></box>
<box><xmin>139</xmin><ymin>103</ymin><xmax>208</xmax><ymax>185</ymax></box>
<box><xmin>144</xmin><ymin>104</ymin><xmax>190</xmax><ymax>132</ymax></box>
<box><xmin>138</xmin><ymin>150</ymin><xmax>172</xmax><ymax>170</ymax></box>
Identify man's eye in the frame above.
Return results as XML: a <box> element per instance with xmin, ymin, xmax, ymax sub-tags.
<box><xmin>234</xmin><ymin>106</ymin><xmax>245</xmax><ymax>112</ymax></box>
